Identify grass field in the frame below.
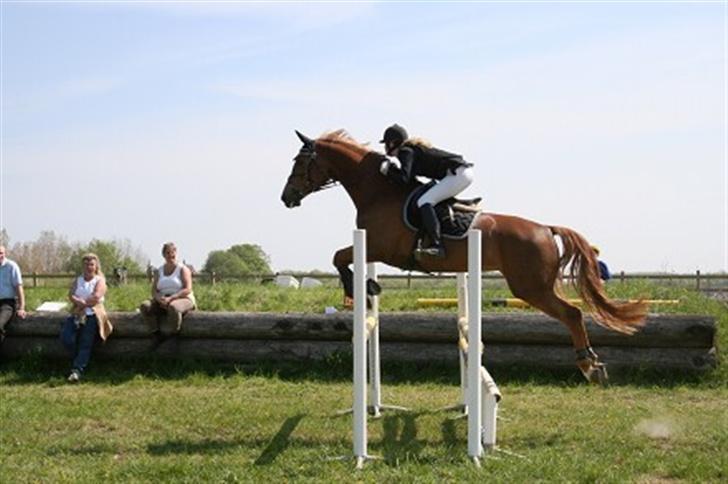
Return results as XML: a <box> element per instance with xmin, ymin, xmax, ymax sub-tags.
<box><xmin>2</xmin><ymin>281</ymin><xmax>726</xmax><ymax>482</ymax></box>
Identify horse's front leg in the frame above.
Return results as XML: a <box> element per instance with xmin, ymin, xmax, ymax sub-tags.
<box><xmin>333</xmin><ymin>246</ymin><xmax>382</xmax><ymax>306</ymax></box>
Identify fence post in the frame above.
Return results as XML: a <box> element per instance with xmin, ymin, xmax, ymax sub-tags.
<box><xmin>407</xmin><ymin>272</ymin><xmax>412</xmax><ymax>289</ymax></box>
<box><xmin>33</xmin><ymin>272</ymin><xmax>38</xmax><ymax>288</ymax></box>
<box><xmin>211</xmin><ymin>272</ymin><xmax>217</xmax><ymax>286</ymax></box>
<box><xmin>696</xmin><ymin>270</ymin><xmax>701</xmax><ymax>291</ymax></box>
<box><xmin>620</xmin><ymin>271</ymin><xmax>625</xmax><ymax>284</ymax></box>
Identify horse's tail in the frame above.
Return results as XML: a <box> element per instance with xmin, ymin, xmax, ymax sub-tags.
<box><xmin>550</xmin><ymin>226</ymin><xmax>647</xmax><ymax>334</ymax></box>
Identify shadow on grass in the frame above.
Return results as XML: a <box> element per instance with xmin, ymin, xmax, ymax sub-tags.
<box><xmin>254</xmin><ymin>413</ymin><xmax>306</xmax><ymax>465</ymax></box>
<box><xmin>144</xmin><ymin>414</ymin><xmax>307</xmax><ymax>461</ymax></box>
<box><xmin>379</xmin><ymin>411</ymin><xmax>426</xmax><ymax>462</ymax></box>
<box><xmin>0</xmin><ymin>349</ymin><xmax>718</xmax><ymax>388</ymax></box>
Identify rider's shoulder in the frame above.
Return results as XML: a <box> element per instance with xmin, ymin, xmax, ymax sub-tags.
<box><xmin>404</xmin><ymin>137</ymin><xmax>432</xmax><ymax>149</ymax></box>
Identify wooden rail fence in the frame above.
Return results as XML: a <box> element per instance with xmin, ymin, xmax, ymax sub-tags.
<box><xmin>20</xmin><ymin>270</ymin><xmax>728</xmax><ymax>291</ymax></box>
<box><xmin>2</xmin><ymin>312</ymin><xmax>717</xmax><ymax>372</ymax></box>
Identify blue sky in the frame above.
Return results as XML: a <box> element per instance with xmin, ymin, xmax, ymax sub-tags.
<box><xmin>1</xmin><ymin>1</ymin><xmax>725</xmax><ymax>273</ymax></box>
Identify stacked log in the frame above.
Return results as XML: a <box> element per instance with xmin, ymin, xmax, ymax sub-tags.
<box><xmin>1</xmin><ymin>312</ymin><xmax>717</xmax><ymax>371</ymax></box>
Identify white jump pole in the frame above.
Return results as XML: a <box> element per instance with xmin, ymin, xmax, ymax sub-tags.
<box><xmin>353</xmin><ymin>229</ymin><xmax>368</xmax><ymax>468</ymax></box>
<box><xmin>367</xmin><ymin>262</ymin><xmax>408</xmax><ymax>417</ymax></box>
<box><xmin>467</xmin><ymin>229</ymin><xmax>483</xmax><ymax>464</ymax></box>
<box><xmin>456</xmin><ymin>272</ymin><xmax>468</xmax><ymax>413</ymax></box>
<box><xmin>367</xmin><ymin>262</ymin><xmax>382</xmax><ymax>417</ymax></box>
<box><xmin>481</xmin><ymin>367</ymin><xmax>499</xmax><ymax>450</ymax></box>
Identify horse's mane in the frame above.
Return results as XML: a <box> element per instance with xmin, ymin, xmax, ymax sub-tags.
<box><xmin>317</xmin><ymin>129</ymin><xmax>421</xmax><ymax>194</ymax></box>
<box><xmin>317</xmin><ymin>129</ymin><xmax>376</xmax><ymax>163</ymax></box>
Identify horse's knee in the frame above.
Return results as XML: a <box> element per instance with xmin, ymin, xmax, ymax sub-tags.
<box><xmin>332</xmin><ymin>249</ymin><xmax>351</xmax><ymax>268</ymax></box>
<box><xmin>336</xmin><ymin>266</ymin><xmax>354</xmax><ymax>298</ymax></box>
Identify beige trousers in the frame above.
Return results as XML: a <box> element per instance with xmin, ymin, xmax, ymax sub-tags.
<box><xmin>139</xmin><ymin>298</ymin><xmax>194</xmax><ymax>335</ymax></box>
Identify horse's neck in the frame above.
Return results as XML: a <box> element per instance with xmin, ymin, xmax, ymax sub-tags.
<box><xmin>329</xmin><ymin>152</ymin><xmax>404</xmax><ymax>211</ymax></box>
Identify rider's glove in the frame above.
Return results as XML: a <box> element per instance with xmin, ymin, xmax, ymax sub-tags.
<box><xmin>379</xmin><ymin>161</ymin><xmax>392</xmax><ymax>176</ymax></box>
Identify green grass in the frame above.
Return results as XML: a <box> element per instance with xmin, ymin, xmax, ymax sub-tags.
<box><xmin>22</xmin><ymin>277</ymin><xmax>722</xmax><ymax>311</ymax></box>
<box><xmin>4</xmin><ymin>282</ymin><xmax>726</xmax><ymax>482</ymax></box>
<box><xmin>1</xmin><ymin>357</ymin><xmax>726</xmax><ymax>483</ymax></box>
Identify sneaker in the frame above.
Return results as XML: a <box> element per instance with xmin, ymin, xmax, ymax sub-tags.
<box><xmin>67</xmin><ymin>370</ymin><xmax>81</xmax><ymax>383</ymax></box>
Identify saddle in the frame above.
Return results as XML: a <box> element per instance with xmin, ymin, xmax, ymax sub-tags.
<box><xmin>403</xmin><ymin>182</ymin><xmax>482</xmax><ymax>239</ymax></box>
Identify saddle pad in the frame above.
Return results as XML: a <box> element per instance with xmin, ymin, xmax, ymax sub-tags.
<box><xmin>403</xmin><ymin>183</ymin><xmax>481</xmax><ymax>239</ymax></box>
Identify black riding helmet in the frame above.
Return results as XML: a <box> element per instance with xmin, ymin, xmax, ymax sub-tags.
<box><xmin>380</xmin><ymin>124</ymin><xmax>408</xmax><ymax>147</ymax></box>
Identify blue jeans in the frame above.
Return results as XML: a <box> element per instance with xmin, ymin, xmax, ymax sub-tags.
<box><xmin>60</xmin><ymin>315</ymin><xmax>98</xmax><ymax>373</ymax></box>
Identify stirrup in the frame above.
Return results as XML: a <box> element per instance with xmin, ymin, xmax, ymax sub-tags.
<box><xmin>417</xmin><ymin>245</ymin><xmax>446</xmax><ymax>258</ymax></box>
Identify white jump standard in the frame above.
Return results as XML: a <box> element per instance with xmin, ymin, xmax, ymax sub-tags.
<box><xmin>352</xmin><ymin>229</ymin><xmax>369</xmax><ymax>468</ymax></box>
<box><xmin>465</xmin><ymin>229</ymin><xmax>501</xmax><ymax>465</ymax></box>
<box><xmin>348</xmin><ymin>228</ymin><xmax>499</xmax><ymax>468</ymax></box>
<box><xmin>350</xmin><ymin>229</ymin><xmax>407</xmax><ymax>469</ymax></box>
<box><xmin>438</xmin><ymin>230</ymin><xmax>501</xmax><ymax>464</ymax></box>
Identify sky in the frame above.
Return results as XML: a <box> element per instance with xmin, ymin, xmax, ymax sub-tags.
<box><xmin>1</xmin><ymin>1</ymin><xmax>726</xmax><ymax>274</ymax></box>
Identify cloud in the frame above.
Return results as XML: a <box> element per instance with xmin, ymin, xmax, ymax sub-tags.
<box><xmin>117</xmin><ymin>1</ymin><xmax>375</xmax><ymax>28</ymax></box>
<box><xmin>4</xmin><ymin>76</ymin><xmax>123</xmax><ymax>115</ymax></box>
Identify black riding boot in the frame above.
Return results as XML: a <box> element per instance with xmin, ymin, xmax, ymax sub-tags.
<box><xmin>419</xmin><ymin>203</ymin><xmax>446</xmax><ymax>258</ymax></box>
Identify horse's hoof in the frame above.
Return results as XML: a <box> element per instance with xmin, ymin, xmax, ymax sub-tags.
<box><xmin>366</xmin><ymin>279</ymin><xmax>382</xmax><ymax>296</ymax></box>
<box><xmin>586</xmin><ymin>364</ymin><xmax>609</xmax><ymax>386</ymax></box>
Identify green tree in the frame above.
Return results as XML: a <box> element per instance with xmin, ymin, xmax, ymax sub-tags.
<box><xmin>65</xmin><ymin>239</ymin><xmax>144</xmax><ymax>275</ymax></box>
<box><xmin>203</xmin><ymin>244</ymin><xmax>272</xmax><ymax>276</ymax></box>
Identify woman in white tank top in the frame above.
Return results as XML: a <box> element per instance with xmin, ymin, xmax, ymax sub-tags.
<box><xmin>72</xmin><ymin>273</ymin><xmax>103</xmax><ymax>316</ymax></box>
<box><xmin>140</xmin><ymin>242</ymin><xmax>196</xmax><ymax>337</ymax></box>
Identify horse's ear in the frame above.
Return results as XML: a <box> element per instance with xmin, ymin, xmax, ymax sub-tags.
<box><xmin>295</xmin><ymin>130</ymin><xmax>314</xmax><ymax>147</ymax></box>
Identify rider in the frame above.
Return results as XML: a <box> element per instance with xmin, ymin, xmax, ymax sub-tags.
<box><xmin>379</xmin><ymin>124</ymin><xmax>474</xmax><ymax>258</ymax></box>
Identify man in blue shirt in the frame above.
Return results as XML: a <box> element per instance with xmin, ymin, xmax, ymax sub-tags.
<box><xmin>0</xmin><ymin>245</ymin><xmax>27</xmax><ymax>341</ymax></box>
<box><xmin>592</xmin><ymin>246</ymin><xmax>611</xmax><ymax>282</ymax></box>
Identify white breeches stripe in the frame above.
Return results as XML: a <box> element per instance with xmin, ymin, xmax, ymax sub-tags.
<box><xmin>417</xmin><ymin>166</ymin><xmax>474</xmax><ymax>207</ymax></box>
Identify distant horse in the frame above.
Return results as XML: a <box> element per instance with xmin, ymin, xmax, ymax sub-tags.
<box><xmin>281</xmin><ymin>130</ymin><xmax>647</xmax><ymax>383</ymax></box>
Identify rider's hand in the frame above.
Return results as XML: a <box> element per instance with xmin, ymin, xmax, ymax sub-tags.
<box><xmin>379</xmin><ymin>161</ymin><xmax>391</xmax><ymax>176</ymax></box>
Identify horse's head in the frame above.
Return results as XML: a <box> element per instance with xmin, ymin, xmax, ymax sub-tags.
<box><xmin>281</xmin><ymin>130</ymin><xmax>335</xmax><ymax>208</ymax></box>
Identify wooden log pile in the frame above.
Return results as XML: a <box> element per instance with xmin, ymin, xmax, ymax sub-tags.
<box><xmin>1</xmin><ymin>311</ymin><xmax>717</xmax><ymax>371</ymax></box>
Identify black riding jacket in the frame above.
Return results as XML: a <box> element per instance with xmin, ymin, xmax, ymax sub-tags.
<box><xmin>393</xmin><ymin>143</ymin><xmax>471</xmax><ymax>184</ymax></box>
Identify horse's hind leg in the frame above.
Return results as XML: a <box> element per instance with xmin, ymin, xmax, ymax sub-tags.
<box><xmin>519</xmin><ymin>290</ymin><xmax>608</xmax><ymax>385</ymax></box>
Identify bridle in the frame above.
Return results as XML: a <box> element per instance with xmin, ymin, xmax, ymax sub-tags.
<box><xmin>291</xmin><ymin>145</ymin><xmax>339</xmax><ymax>194</ymax></box>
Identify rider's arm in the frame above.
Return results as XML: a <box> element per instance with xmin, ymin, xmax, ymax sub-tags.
<box><xmin>396</xmin><ymin>147</ymin><xmax>416</xmax><ymax>184</ymax></box>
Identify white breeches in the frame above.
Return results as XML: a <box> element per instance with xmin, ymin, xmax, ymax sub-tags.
<box><xmin>417</xmin><ymin>166</ymin><xmax>474</xmax><ymax>207</ymax></box>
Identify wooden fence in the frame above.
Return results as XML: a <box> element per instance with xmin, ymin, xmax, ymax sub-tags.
<box><xmin>2</xmin><ymin>312</ymin><xmax>717</xmax><ymax>372</ymax></box>
<box><xmin>22</xmin><ymin>270</ymin><xmax>728</xmax><ymax>291</ymax></box>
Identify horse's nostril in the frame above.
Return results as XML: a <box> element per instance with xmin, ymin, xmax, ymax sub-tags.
<box><xmin>281</xmin><ymin>187</ymin><xmax>302</xmax><ymax>208</ymax></box>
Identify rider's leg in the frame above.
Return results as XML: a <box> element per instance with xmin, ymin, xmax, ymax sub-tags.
<box><xmin>418</xmin><ymin>203</ymin><xmax>445</xmax><ymax>257</ymax></box>
<box><xmin>417</xmin><ymin>167</ymin><xmax>474</xmax><ymax>257</ymax></box>
<box><xmin>420</xmin><ymin>166</ymin><xmax>474</xmax><ymax>206</ymax></box>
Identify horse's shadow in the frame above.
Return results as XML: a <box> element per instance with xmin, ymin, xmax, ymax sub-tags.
<box><xmin>143</xmin><ymin>411</ymin><xmax>448</xmax><ymax>466</ymax></box>
<box><xmin>378</xmin><ymin>412</ymin><xmax>427</xmax><ymax>463</ymax></box>
<box><xmin>143</xmin><ymin>413</ymin><xmax>308</xmax><ymax>466</ymax></box>
<box><xmin>136</xmin><ymin>411</ymin><xmax>463</xmax><ymax>466</ymax></box>
<box><xmin>253</xmin><ymin>413</ymin><xmax>306</xmax><ymax>465</ymax></box>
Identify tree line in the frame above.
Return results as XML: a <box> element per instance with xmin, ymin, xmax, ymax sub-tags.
<box><xmin>0</xmin><ymin>229</ymin><xmax>272</xmax><ymax>276</ymax></box>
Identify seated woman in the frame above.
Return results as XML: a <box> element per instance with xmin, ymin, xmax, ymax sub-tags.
<box><xmin>60</xmin><ymin>253</ymin><xmax>112</xmax><ymax>383</ymax></box>
<box><xmin>140</xmin><ymin>242</ymin><xmax>196</xmax><ymax>339</ymax></box>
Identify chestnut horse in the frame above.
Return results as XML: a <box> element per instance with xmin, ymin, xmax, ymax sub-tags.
<box><xmin>281</xmin><ymin>130</ymin><xmax>647</xmax><ymax>383</ymax></box>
